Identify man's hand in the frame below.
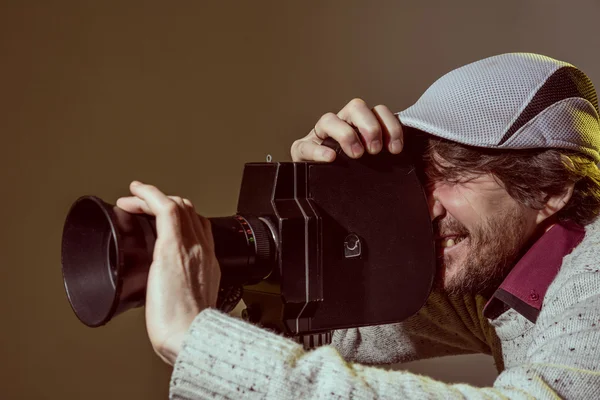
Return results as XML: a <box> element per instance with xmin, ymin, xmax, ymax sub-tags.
<box><xmin>290</xmin><ymin>98</ymin><xmax>404</xmax><ymax>162</ymax></box>
<box><xmin>116</xmin><ymin>181</ymin><xmax>221</xmax><ymax>365</ymax></box>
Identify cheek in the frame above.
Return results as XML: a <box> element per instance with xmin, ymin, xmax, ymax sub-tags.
<box><xmin>436</xmin><ymin>186</ymin><xmax>479</xmax><ymax>226</ymax></box>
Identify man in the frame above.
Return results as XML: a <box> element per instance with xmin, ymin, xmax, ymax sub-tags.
<box><xmin>117</xmin><ymin>53</ymin><xmax>600</xmax><ymax>399</ymax></box>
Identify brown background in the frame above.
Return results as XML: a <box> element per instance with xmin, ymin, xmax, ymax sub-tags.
<box><xmin>2</xmin><ymin>1</ymin><xmax>599</xmax><ymax>398</ymax></box>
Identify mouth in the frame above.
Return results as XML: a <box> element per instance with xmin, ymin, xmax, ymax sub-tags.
<box><xmin>435</xmin><ymin>234</ymin><xmax>470</xmax><ymax>261</ymax></box>
<box><xmin>435</xmin><ymin>235</ymin><xmax>469</xmax><ymax>277</ymax></box>
<box><xmin>438</xmin><ymin>234</ymin><xmax>468</xmax><ymax>249</ymax></box>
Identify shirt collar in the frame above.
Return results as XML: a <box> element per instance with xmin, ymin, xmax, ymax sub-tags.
<box><xmin>483</xmin><ymin>220</ymin><xmax>585</xmax><ymax>323</ymax></box>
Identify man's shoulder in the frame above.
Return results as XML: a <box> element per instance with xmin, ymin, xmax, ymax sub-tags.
<box><xmin>542</xmin><ymin>218</ymin><xmax>600</xmax><ymax>312</ymax></box>
<box><xmin>581</xmin><ymin>216</ymin><xmax>600</xmax><ymax>239</ymax></box>
<box><xmin>561</xmin><ymin>218</ymin><xmax>600</xmax><ymax>272</ymax></box>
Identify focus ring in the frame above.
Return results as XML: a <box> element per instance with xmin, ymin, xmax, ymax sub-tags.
<box><xmin>240</xmin><ymin>215</ymin><xmax>274</xmax><ymax>279</ymax></box>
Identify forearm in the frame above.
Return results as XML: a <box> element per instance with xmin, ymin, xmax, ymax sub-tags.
<box><xmin>332</xmin><ymin>290</ymin><xmax>498</xmax><ymax>366</ymax></box>
<box><xmin>169</xmin><ymin>309</ymin><xmax>575</xmax><ymax>400</ymax></box>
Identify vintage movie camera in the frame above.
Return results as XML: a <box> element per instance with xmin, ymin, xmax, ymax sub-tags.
<box><xmin>61</xmin><ymin>138</ymin><xmax>436</xmax><ymax>346</ymax></box>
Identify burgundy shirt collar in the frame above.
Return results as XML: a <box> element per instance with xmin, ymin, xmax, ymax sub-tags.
<box><xmin>483</xmin><ymin>221</ymin><xmax>585</xmax><ymax>323</ymax></box>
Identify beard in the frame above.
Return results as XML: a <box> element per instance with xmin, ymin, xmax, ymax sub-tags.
<box><xmin>434</xmin><ymin>204</ymin><xmax>530</xmax><ymax>296</ymax></box>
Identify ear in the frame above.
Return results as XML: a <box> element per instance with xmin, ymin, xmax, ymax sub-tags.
<box><xmin>535</xmin><ymin>183</ymin><xmax>575</xmax><ymax>224</ymax></box>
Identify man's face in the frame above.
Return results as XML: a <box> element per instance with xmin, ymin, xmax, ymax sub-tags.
<box><xmin>427</xmin><ymin>173</ymin><xmax>541</xmax><ymax>296</ymax></box>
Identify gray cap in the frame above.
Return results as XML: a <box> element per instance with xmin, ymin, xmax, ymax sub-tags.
<box><xmin>396</xmin><ymin>53</ymin><xmax>600</xmax><ymax>163</ymax></box>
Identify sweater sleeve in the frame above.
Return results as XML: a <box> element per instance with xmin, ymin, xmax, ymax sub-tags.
<box><xmin>332</xmin><ymin>290</ymin><xmax>500</xmax><ymax>366</ymax></box>
<box><xmin>170</xmin><ymin>308</ymin><xmax>499</xmax><ymax>400</ymax></box>
<box><xmin>170</xmin><ymin>271</ymin><xmax>600</xmax><ymax>400</ymax></box>
<box><xmin>168</xmin><ymin>307</ymin><xmax>546</xmax><ymax>399</ymax></box>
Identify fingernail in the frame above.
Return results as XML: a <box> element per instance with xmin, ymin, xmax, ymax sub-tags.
<box><xmin>351</xmin><ymin>142</ymin><xmax>364</xmax><ymax>158</ymax></box>
<box><xmin>131</xmin><ymin>180</ymin><xmax>142</xmax><ymax>186</ymax></box>
<box><xmin>390</xmin><ymin>139</ymin><xmax>403</xmax><ymax>154</ymax></box>
<box><xmin>369</xmin><ymin>139</ymin><xmax>381</xmax><ymax>154</ymax></box>
<box><xmin>319</xmin><ymin>148</ymin><xmax>335</xmax><ymax>162</ymax></box>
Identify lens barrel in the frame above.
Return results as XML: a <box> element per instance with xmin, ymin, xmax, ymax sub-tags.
<box><xmin>61</xmin><ymin>196</ymin><xmax>276</xmax><ymax>327</ymax></box>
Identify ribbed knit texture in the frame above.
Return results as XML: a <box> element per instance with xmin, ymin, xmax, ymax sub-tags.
<box><xmin>170</xmin><ymin>218</ymin><xmax>600</xmax><ymax>399</ymax></box>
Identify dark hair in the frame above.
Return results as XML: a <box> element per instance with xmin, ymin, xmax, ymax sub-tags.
<box><xmin>420</xmin><ymin>135</ymin><xmax>600</xmax><ymax>226</ymax></box>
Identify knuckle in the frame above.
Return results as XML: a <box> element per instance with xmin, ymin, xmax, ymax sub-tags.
<box><xmin>293</xmin><ymin>139</ymin><xmax>304</xmax><ymax>151</ymax></box>
<box><xmin>298</xmin><ymin>142</ymin><xmax>308</xmax><ymax>156</ymax></box>
<box><xmin>291</xmin><ymin>141</ymin><xmax>304</xmax><ymax>161</ymax></box>
<box><xmin>373</xmin><ymin>104</ymin><xmax>390</xmax><ymax>112</ymax></box>
<box><xmin>348</xmin><ymin>98</ymin><xmax>366</xmax><ymax>109</ymax></box>
<box><xmin>362</xmin><ymin>123</ymin><xmax>382</xmax><ymax>139</ymax></box>
<box><xmin>291</xmin><ymin>139</ymin><xmax>301</xmax><ymax>152</ymax></box>
<box><xmin>163</xmin><ymin>200</ymin><xmax>179</xmax><ymax>215</ymax></box>
<box><xmin>319</xmin><ymin>112</ymin><xmax>337</xmax><ymax>125</ymax></box>
<box><xmin>340</xmin><ymin>128</ymin><xmax>358</xmax><ymax>143</ymax></box>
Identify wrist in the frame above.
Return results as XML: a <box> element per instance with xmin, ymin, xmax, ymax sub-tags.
<box><xmin>157</xmin><ymin>327</ymin><xmax>191</xmax><ymax>366</ymax></box>
<box><xmin>153</xmin><ymin>313</ymin><xmax>199</xmax><ymax>366</ymax></box>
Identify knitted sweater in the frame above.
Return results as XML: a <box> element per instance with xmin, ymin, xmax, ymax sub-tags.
<box><xmin>169</xmin><ymin>219</ymin><xmax>600</xmax><ymax>399</ymax></box>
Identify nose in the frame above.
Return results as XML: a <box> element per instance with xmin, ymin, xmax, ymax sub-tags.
<box><xmin>427</xmin><ymin>188</ymin><xmax>446</xmax><ymax>222</ymax></box>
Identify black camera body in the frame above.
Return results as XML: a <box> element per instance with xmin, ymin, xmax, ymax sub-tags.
<box><xmin>61</xmin><ymin>140</ymin><xmax>436</xmax><ymax>342</ymax></box>
<box><xmin>234</xmin><ymin>146</ymin><xmax>435</xmax><ymax>337</ymax></box>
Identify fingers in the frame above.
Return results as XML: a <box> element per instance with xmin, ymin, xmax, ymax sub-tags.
<box><xmin>291</xmin><ymin>107</ymin><xmax>366</xmax><ymax>161</ymax></box>
<box><xmin>337</xmin><ymin>98</ymin><xmax>382</xmax><ymax>155</ymax></box>
<box><xmin>372</xmin><ymin>105</ymin><xmax>404</xmax><ymax>154</ymax></box>
<box><xmin>116</xmin><ymin>182</ymin><xmax>212</xmax><ymax>246</ymax></box>
<box><xmin>168</xmin><ymin>195</ymin><xmax>198</xmax><ymax>241</ymax></box>
<box><xmin>291</xmin><ymin>98</ymin><xmax>405</xmax><ymax>162</ymax></box>
<box><xmin>315</xmin><ymin>112</ymin><xmax>365</xmax><ymax>158</ymax></box>
<box><xmin>291</xmin><ymin>135</ymin><xmax>337</xmax><ymax>162</ymax></box>
<box><xmin>117</xmin><ymin>181</ymin><xmax>184</xmax><ymax>238</ymax></box>
<box><xmin>116</xmin><ymin>196</ymin><xmax>151</xmax><ymax>214</ymax></box>
<box><xmin>181</xmin><ymin>198</ymin><xmax>214</xmax><ymax>250</ymax></box>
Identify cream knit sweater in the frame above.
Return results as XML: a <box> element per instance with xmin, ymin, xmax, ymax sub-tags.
<box><xmin>169</xmin><ymin>219</ymin><xmax>600</xmax><ymax>399</ymax></box>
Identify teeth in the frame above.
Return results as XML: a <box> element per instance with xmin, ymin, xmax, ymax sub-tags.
<box><xmin>442</xmin><ymin>236</ymin><xmax>466</xmax><ymax>248</ymax></box>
